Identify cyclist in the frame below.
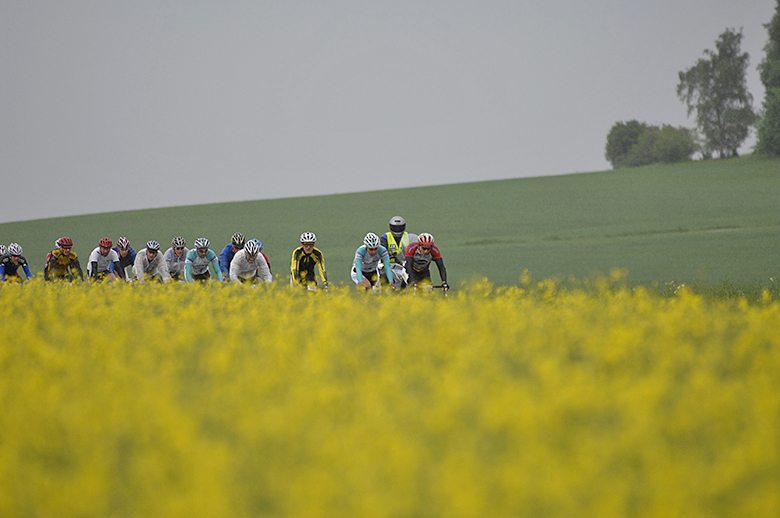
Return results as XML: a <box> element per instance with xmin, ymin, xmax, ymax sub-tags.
<box><xmin>183</xmin><ymin>237</ymin><xmax>224</xmax><ymax>282</ymax></box>
<box><xmin>380</xmin><ymin>216</ymin><xmax>418</xmax><ymax>265</ymax></box>
<box><xmin>352</xmin><ymin>232</ymin><xmax>393</xmax><ymax>291</ymax></box>
<box><xmin>1</xmin><ymin>243</ymin><xmax>33</xmax><ymax>282</ymax></box>
<box><xmin>290</xmin><ymin>232</ymin><xmax>328</xmax><ymax>289</ymax></box>
<box><xmin>403</xmin><ymin>232</ymin><xmax>449</xmax><ymax>292</ymax></box>
<box><xmin>133</xmin><ymin>240</ymin><xmax>171</xmax><ymax>283</ymax></box>
<box><xmin>44</xmin><ymin>236</ymin><xmax>84</xmax><ymax>281</ymax></box>
<box><xmin>379</xmin><ymin>215</ymin><xmax>417</xmax><ymax>288</ymax></box>
<box><xmin>230</xmin><ymin>239</ymin><xmax>272</xmax><ymax>283</ymax></box>
<box><xmin>219</xmin><ymin>232</ymin><xmax>246</xmax><ymax>279</ymax></box>
<box><xmin>113</xmin><ymin>237</ymin><xmax>137</xmax><ymax>281</ymax></box>
<box><xmin>0</xmin><ymin>245</ymin><xmax>6</xmax><ymax>256</ymax></box>
<box><xmin>87</xmin><ymin>237</ymin><xmax>121</xmax><ymax>282</ymax></box>
<box><xmin>164</xmin><ymin>236</ymin><xmax>189</xmax><ymax>281</ymax></box>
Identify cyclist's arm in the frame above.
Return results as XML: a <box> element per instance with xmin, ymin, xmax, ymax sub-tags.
<box><xmin>0</xmin><ymin>263</ymin><xmax>5</xmax><ymax>281</ymax></box>
<box><xmin>72</xmin><ymin>259</ymin><xmax>84</xmax><ymax>281</ymax></box>
<box><xmin>209</xmin><ymin>251</ymin><xmax>224</xmax><ymax>282</ymax></box>
<box><xmin>184</xmin><ymin>257</ymin><xmax>194</xmax><ymax>282</ymax></box>
<box><xmin>219</xmin><ymin>246</ymin><xmax>231</xmax><ymax>276</ymax></box>
<box><xmin>381</xmin><ymin>252</ymin><xmax>394</xmax><ymax>284</ymax></box>
<box><xmin>23</xmin><ymin>263</ymin><xmax>33</xmax><ymax>280</ymax></box>
<box><xmin>434</xmin><ymin>257</ymin><xmax>447</xmax><ymax>284</ymax></box>
<box><xmin>353</xmin><ymin>249</ymin><xmax>364</xmax><ymax>283</ymax></box>
<box><xmin>317</xmin><ymin>251</ymin><xmax>328</xmax><ymax>285</ymax></box>
<box><xmin>257</xmin><ymin>254</ymin><xmax>272</xmax><ymax>283</ymax></box>
<box><xmin>290</xmin><ymin>250</ymin><xmax>299</xmax><ymax>284</ymax></box>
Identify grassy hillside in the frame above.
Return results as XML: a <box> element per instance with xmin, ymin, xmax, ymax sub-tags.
<box><xmin>1</xmin><ymin>156</ymin><xmax>779</xmax><ymax>286</ymax></box>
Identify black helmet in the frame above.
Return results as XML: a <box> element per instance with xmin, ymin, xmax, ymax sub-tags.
<box><xmin>389</xmin><ymin>215</ymin><xmax>406</xmax><ymax>234</ymax></box>
<box><xmin>231</xmin><ymin>232</ymin><xmax>246</xmax><ymax>248</ymax></box>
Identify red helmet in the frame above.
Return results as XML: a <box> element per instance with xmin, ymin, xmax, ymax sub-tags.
<box><xmin>99</xmin><ymin>237</ymin><xmax>113</xmax><ymax>248</ymax></box>
<box><xmin>418</xmin><ymin>233</ymin><xmax>435</xmax><ymax>247</ymax></box>
<box><xmin>57</xmin><ymin>236</ymin><xmax>74</xmax><ymax>247</ymax></box>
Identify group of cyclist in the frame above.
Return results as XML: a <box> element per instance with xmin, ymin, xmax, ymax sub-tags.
<box><xmin>0</xmin><ymin>216</ymin><xmax>448</xmax><ymax>291</ymax></box>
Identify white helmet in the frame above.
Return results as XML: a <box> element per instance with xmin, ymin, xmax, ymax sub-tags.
<box><xmin>244</xmin><ymin>240</ymin><xmax>260</xmax><ymax>256</ymax></box>
<box><xmin>0</xmin><ymin>245</ymin><xmax>6</xmax><ymax>256</ymax></box>
<box><xmin>194</xmin><ymin>237</ymin><xmax>210</xmax><ymax>249</ymax></box>
<box><xmin>363</xmin><ymin>232</ymin><xmax>380</xmax><ymax>248</ymax></box>
<box><xmin>146</xmin><ymin>240</ymin><xmax>161</xmax><ymax>251</ymax></box>
<box><xmin>300</xmin><ymin>232</ymin><xmax>316</xmax><ymax>244</ymax></box>
<box><xmin>171</xmin><ymin>236</ymin><xmax>186</xmax><ymax>248</ymax></box>
<box><xmin>8</xmin><ymin>243</ymin><xmax>23</xmax><ymax>256</ymax></box>
<box><xmin>418</xmin><ymin>233</ymin><xmax>434</xmax><ymax>247</ymax></box>
<box><xmin>116</xmin><ymin>237</ymin><xmax>130</xmax><ymax>250</ymax></box>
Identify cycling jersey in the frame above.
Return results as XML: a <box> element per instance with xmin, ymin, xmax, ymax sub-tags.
<box><xmin>0</xmin><ymin>254</ymin><xmax>32</xmax><ymax>281</ymax></box>
<box><xmin>380</xmin><ymin>231</ymin><xmax>418</xmax><ymax>264</ymax></box>
<box><xmin>404</xmin><ymin>242</ymin><xmax>447</xmax><ymax>285</ymax></box>
<box><xmin>219</xmin><ymin>244</ymin><xmax>239</xmax><ymax>277</ymax></box>
<box><xmin>113</xmin><ymin>246</ymin><xmax>137</xmax><ymax>280</ymax></box>
<box><xmin>133</xmin><ymin>248</ymin><xmax>171</xmax><ymax>283</ymax></box>
<box><xmin>45</xmin><ymin>249</ymin><xmax>84</xmax><ymax>281</ymax></box>
<box><xmin>290</xmin><ymin>246</ymin><xmax>328</xmax><ymax>287</ymax></box>
<box><xmin>87</xmin><ymin>247</ymin><xmax>120</xmax><ymax>278</ymax></box>
<box><xmin>184</xmin><ymin>248</ymin><xmax>223</xmax><ymax>282</ymax></box>
<box><xmin>164</xmin><ymin>247</ymin><xmax>189</xmax><ymax>280</ymax></box>
<box><xmin>230</xmin><ymin>249</ymin><xmax>272</xmax><ymax>283</ymax></box>
<box><xmin>352</xmin><ymin>244</ymin><xmax>393</xmax><ymax>284</ymax></box>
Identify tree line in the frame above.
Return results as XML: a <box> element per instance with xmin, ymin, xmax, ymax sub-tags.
<box><xmin>605</xmin><ymin>0</ymin><xmax>780</xmax><ymax>169</ymax></box>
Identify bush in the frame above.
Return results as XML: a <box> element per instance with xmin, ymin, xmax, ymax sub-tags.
<box><xmin>605</xmin><ymin>120</ymin><xmax>696</xmax><ymax>168</ymax></box>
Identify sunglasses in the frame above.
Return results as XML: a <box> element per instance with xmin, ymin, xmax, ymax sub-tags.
<box><xmin>175</xmin><ymin>247</ymin><xmax>185</xmax><ymax>250</ymax></box>
<box><xmin>367</xmin><ymin>247</ymin><xmax>378</xmax><ymax>252</ymax></box>
<box><xmin>420</xmin><ymin>246</ymin><xmax>431</xmax><ymax>252</ymax></box>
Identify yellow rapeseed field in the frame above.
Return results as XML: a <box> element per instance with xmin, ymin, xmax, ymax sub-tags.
<box><xmin>1</xmin><ymin>277</ymin><xmax>778</xmax><ymax>517</ymax></box>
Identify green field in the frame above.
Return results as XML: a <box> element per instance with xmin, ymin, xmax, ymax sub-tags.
<box><xmin>1</xmin><ymin>156</ymin><xmax>779</xmax><ymax>286</ymax></box>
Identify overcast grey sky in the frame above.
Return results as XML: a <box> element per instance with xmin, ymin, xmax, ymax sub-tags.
<box><xmin>1</xmin><ymin>0</ymin><xmax>775</xmax><ymax>223</ymax></box>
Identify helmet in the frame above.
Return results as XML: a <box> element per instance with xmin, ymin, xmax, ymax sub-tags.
<box><xmin>363</xmin><ymin>232</ymin><xmax>380</xmax><ymax>248</ymax></box>
<box><xmin>0</xmin><ymin>245</ymin><xmax>6</xmax><ymax>256</ymax></box>
<box><xmin>8</xmin><ymin>243</ymin><xmax>23</xmax><ymax>256</ymax></box>
<box><xmin>231</xmin><ymin>232</ymin><xmax>246</xmax><ymax>247</ymax></box>
<box><xmin>418</xmin><ymin>233</ymin><xmax>434</xmax><ymax>247</ymax></box>
<box><xmin>99</xmin><ymin>237</ymin><xmax>113</xmax><ymax>248</ymax></box>
<box><xmin>244</xmin><ymin>240</ymin><xmax>260</xmax><ymax>256</ymax></box>
<box><xmin>250</xmin><ymin>238</ymin><xmax>263</xmax><ymax>251</ymax></box>
<box><xmin>57</xmin><ymin>236</ymin><xmax>74</xmax><ymax>248</ymax></box>
<box><xmin>171</xmin><ymin>236</ymin><xmax>186</xmax><ymax>248</ymax></box>
<box><xmin>389</xmin><ymin>216</ymin><xmax>406</xmax><ymax>233</ymax></box>
<box><xmin>146</xmin><ymin>240</ymin><xmax>161</xmax><ymax>251</ymax></box>
<box><xmin>116</xmin><ymin>237</ymin><xmax>130</xmax><ymax>250</ymax></box>
<box><xmin>300</xmin><ymin>232</ymin><xmax>316</xmax><ymax>244</ymax></box>
<box><xmin>194</xmin><ymin>237</ymin><xmax>210</xmax><ymax>249</ymax></box>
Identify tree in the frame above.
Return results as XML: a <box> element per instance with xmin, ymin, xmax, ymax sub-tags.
<box><xmin>757</xmin><ymin>0</ymin><xmax>780</xmax><ymax>155</ymax></box>
<box><xmin>605</xmin><ymin>121</ymin><xmax>695</xmax><ymax>168</ymax></box>
<box><xmin>676</xmin><ymin>28</ymin><xmax>757</xmax><ymax>158</ymax></box>
<box><xmin>605</xmin><ymin>120</ymin><xmax>647</xmax><ymax>168</ymax></box>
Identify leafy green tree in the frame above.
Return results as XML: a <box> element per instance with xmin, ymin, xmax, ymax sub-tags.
<box><xmin>605</xmin><ymin>121</ymin><xmax>695</xmax><ymax>168</ymax></box>
<box><xmin>605</xmin><ymin>120</ymin><xmax>647</xmax><ymax>168</ymax></box>
<box><xmin>654</xmin><ymin>125</ymin><xmax>697</xmax><ymax>163</ymax></box>
<box><xmin>757</xmin><ymin>0</ymin><xmax>780</xmax><ymax>155</ymax></box>
<box><xmin>677</xmin><ymin>28</ymin><xmax>757</xmax><ymax>158</ymax></box>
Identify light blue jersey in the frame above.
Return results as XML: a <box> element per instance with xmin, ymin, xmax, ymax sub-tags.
<box><xmin>353</xmin><ymin>244</ymin><xmax>393</xmax><ymax>283</ymax></box>
<box><xmin>184</xmin><ymin>248</ymin><xmax>223</xmax><ymax>281</ymax></box>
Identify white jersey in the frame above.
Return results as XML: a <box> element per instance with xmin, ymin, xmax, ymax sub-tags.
<box><xmin>133</xmin><ymin>248</ymin><xmax>172</xmax><ymax>283</ymax></box>
<box><xmin>87</xmin><ymin>247</ymin><xmax>120</xmax><ymax>276</ymax></box>
<box><xmin>164</xmin><ymin>247</ymin><xmax>189</xmax><ymax>277</ymax></box>
<box><xmin>230</xmin><ymin>249</ymin><xmax>272</xmax><ymax>283</ymax></box>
